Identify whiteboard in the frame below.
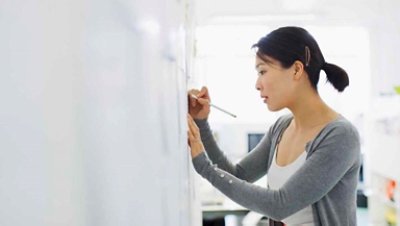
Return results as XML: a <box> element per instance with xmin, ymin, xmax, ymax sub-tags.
<box><xmin>0</xmin><ymin>0</ymin><xmax>199</xmax><ymax>225</ymax></box>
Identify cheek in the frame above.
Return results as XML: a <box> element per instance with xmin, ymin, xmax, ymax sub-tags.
<box><xmin>261</xmin><ymin>76</ymin><xmax>279</xmax><ymax>94</ymax></box>
<box><xmin>266</xmin><ymin>77</ymin><xmax>291</xmax><ymax>105</ymax></box>
<box><xmin>260</xmin><ymin>77</ymin><xmax>273</xmax><ymax>90</ymax></box>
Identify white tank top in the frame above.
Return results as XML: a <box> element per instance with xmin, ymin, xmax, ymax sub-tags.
<box><xmin>268</xmin><ymin>146</ymin><xmax>315</xmax><ymax>226</ymax></box>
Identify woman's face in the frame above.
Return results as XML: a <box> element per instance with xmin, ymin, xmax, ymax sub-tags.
<box><xmin>255</xmin><ymin>55</ymin><xmax>296</xmax><ymax>111</ymax></box>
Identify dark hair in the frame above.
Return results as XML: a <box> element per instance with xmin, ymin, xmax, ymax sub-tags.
<box><xmin>252</xmin><ymin>26</ymin><xmax>349</xmax><ymax>92</ymax></box>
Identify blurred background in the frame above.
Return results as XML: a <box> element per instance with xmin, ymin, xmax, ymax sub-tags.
<box><xmin>0</xmin><ymin>0</ymin><xmax>399</xmax><ymax>225</ymax></box>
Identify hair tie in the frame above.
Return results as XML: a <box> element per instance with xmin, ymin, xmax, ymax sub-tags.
<box><xmin>321</xmin><ymin>62</ymin><xmax>328</xmax><ymax>70</ymax></box>
<box><xmin>305</xmin><ymin>46</ymin><xmax>311</xmax><ymax>66</ymax></box>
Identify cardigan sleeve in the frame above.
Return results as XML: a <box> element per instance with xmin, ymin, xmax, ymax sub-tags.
<box><xmin>192</xmin><ymin>121</ymin><xmax>360</xmax><ymax>221</ymax></box>
<box><xmin>194</xmin><ymin>118</ymin><xmax>275</xmax><ymax>183</ymax></box>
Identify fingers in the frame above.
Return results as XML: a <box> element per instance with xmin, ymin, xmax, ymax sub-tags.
<box><xmin>199</xmin><ymin>86</ymin><xmax>209</xmax><ymax>99</ymax></box>
<box><xmin>188</xmin><ymin>89</ymin><xmax>200</xmax><ymax>98</ymax></box>
<box><xmin>187</xmin><ymin>114</ymin><xmax>205</xmax><ymax>158</ymax></box>
<box><xmin>187</xmin><ymin>114</ymin><xmax>197</xmax><ymax>135</ymax></box>
<box><xmin>187</xmin><ymin>130</ymin><xmax>194</xmax><ymax>145</ymax></box>
<box><xmin>188</xmin><ymin>89</ymin><xmax>200</xmax><ymax>107</ymax></box>
<box><xmin>188</xmin><ymin>86</ymin><xmax>209</xmax><ymax>99</ymax></box>
<box><xmin>198</xmin><ymin>87</ymin><xmax>210</xmax><ymax>104</ymax></box>
<box><xmin>187</xmin><ymin>123</ymin><xmax>195</xmax><ymax>147</ymax></box>
<box><xmin>188</xmin><ymin>87</ymin><xmax>210</xmax><ymax>108</ymax></box>
<box><xmin>197</xmin><ymin>97</ymin><xmax>210</xmax><ymax>106</ymax></box>
<box><xmin>187</xmin><ymin>114</ymin><xmax>200</xmax><ymax>140</ymax></box>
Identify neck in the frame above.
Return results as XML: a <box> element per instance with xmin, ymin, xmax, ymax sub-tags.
<box><xmin>288</xmin><ymin>90</ymin><xmax>338</xmax><ymax>131</ymax></box>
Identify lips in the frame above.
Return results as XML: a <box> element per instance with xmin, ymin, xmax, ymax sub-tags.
<box><xmin>261</xmin><ymin>96</ymin><xmax>268</xmax><ymax>103</ymax></box>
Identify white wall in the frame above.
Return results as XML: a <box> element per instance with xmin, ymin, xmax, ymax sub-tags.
<box><xmin>0</xmin><ymin>0</ymin><xmax>199</xmax><ymax>225</ymax></box>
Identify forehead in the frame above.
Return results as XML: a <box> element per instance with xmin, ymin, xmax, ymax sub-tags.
<box><xmin>255</xmin><ymin>54</ymin><xmax>281</xmax><ymax>68</ymax></box>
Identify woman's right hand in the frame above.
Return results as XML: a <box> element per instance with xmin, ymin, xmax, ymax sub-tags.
<box><xmin>188</xmin><ymin>86</ymin><xmax>211</xmax><ymax>120</ymax></box>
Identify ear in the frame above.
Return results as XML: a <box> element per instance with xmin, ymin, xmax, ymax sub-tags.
<box><xmin>292</xmin><ymin>60</ymin><xmax>304</xmax><ymax>80</ymax></box>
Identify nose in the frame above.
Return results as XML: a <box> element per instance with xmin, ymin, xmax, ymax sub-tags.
<box><xmin>255</xmin><ymin>77</ymin><xmax>261</xmax><ymax>91</ymax></box>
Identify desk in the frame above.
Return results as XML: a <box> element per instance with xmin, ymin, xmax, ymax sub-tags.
<box><xmin>202</xmin><ymin>199</ymin><xmax>250</xmax><ymax>221</ymax></box>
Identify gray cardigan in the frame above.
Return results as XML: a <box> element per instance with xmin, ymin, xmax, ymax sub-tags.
<box><xmin>192</xmin><ymin>114</ymin><xmax>361</xmax><ymax>226</ymax></box>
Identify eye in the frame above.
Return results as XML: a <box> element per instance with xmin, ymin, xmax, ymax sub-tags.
<box><xmin>258</xmin><ymin>70</ymin><xmax>267</xmax><ymax>76</ymax></box>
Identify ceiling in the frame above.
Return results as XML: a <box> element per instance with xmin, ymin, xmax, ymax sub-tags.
<box><xmin>194</xmin><ymin>0</ymin><xmax>400</xmax><ymax>27</ymax></box>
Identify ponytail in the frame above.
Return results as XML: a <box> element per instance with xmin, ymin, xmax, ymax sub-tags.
<box><xmin>253</xmin><ymin>27</ymin><xmax>350</xmax><ymax>92</ymax></box>
<box><xmin>322</xmin><ymin>62</ymin><xmax>349</xmax><ymax>92</ymax></box>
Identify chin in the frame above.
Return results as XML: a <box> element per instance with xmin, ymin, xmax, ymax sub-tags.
<box><xmin>267</xmin><ymin>104</ymin><xmax>284</xmax><ymax>112</ymax></box>
<box><xmin>267</xmin><ymin>106</ymin><xmax>278</xmax><ymax>112</ymax></box>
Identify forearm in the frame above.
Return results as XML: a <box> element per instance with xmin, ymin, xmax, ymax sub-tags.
<box><xmin>193</xmin><ymin>118</ymin><xmax>239</xmax><ymax>175</ymax></box>
<box><xmin>194</xmin><ymin>118</ymin><xmax>272</xmax><ymax>183</ymax></box>
<box><xmin>192</xmin><ymin>152</ymin><xmax>293</xmax><ymax>221</ymax></box>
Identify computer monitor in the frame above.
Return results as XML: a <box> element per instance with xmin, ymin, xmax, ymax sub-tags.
<box><xmin>247</xmin><ymin>133</ymin><xmax>265</xmax><ymax>152</ymax></box>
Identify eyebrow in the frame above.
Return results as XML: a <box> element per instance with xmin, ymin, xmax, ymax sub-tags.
<box><xmin>255</xmin><ymin>56</ymin><xmax>275</xmax><ymax>69</ymax></box>
<box><xmin>255</xmin><ymin>63</ymin><xmax>265</xmax><ymax>69</ymax></box>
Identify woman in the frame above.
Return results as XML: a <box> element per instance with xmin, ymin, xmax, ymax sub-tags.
<box><xmin>187</xmin><ymin>26</ymin><xmax>361</xmax><ymax>226</ymax></box>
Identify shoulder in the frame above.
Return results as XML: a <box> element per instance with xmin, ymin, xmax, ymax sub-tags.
<box><xmin>311</xmin><ymin>115</ymin><xmax>361</xmax><ymax>156</ymax></box>
<box><xmin>270</xmin><ymin>114</ymin><xmax>292</xmax><ymax>134</ymax></box>
<box><xmin>323</xmin><ymin>115</ymin><xmax>360</xmax><ymax>141</ymax></box>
